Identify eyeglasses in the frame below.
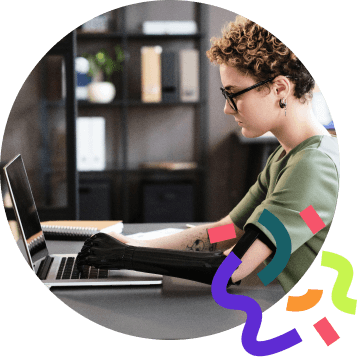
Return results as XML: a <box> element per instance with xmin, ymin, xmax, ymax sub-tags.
<box><xmin>220</xmin><ymin>77</ymin><xmax>275</xmax><ymax>112</ymax></box>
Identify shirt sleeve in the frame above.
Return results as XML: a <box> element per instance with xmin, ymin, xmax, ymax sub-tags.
<box><xmin>243</xmin><ymin>149</ymin><xmax>339</xmax><ymax>253</ymax></box>
<box><xmin>229</xmin><ymin>148</ymin><xmax>279</xmax><ymax>230</ymax></box>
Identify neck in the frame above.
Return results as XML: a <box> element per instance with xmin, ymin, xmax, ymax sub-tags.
<box><xmin>271</xmin><ymin>99</ymin><xmax>330</xmax><ymax>154</ymax></box>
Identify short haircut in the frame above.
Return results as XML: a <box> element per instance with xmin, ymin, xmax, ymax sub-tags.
<box><xmin>206</xmin><ymin>16</ymin><xmax>315</xmax><ymax>103</ymax></box>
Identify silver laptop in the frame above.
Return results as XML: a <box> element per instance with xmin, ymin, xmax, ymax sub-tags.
<box><xmin>3</xmin><ymin>154</ymin><xmax>163</xmax><ymax>287</ymax></box>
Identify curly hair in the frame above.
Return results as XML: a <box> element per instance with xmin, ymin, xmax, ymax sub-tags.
<box><xmin>206</xmin><ymin>17</ymin><xmax>315</xmax><ymax>103</ymax></box>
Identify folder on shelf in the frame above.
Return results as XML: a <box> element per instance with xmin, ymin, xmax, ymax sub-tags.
<box><xmin>179</xmin><ymin>49</ymin><xmax>199</xmax><ymax>102</ymax></box>
<box><xmin>141</xmin><ymin>46</ymin><xmax>162</xmax><ymax>103</ymax></box>
<box><xmin>76</xmin><ymin>117</ymin><xmax>106</xmax><ymax>171</ymax></box>
<box><xmin>162</xmin><ymin>51</ymin><xmax>180</xmax><ymax>102</ymax></box>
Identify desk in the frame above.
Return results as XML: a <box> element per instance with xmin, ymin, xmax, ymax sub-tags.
<box><xmin>45</xmin><ymin>222</ymin><xmax>285</xmax><ymax>339</ymax></box>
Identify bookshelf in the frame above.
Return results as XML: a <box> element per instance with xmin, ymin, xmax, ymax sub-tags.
<box><xmin>73</xmin><ymin>2</ymin><xmax>209</xmax><ymax>222</ymax></box>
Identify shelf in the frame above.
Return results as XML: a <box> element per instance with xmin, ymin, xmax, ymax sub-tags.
<box><xmin>77</xmin><ymin>32</ymin><xmax>124</xmax><ymax>40</ymax></box>
<box><xmin>79</xmin><ymin>167</ymin><xmax>204</xmax><ymax>175</ymax></box>
<box><xmin>48</xmin><ymin>3</ymin><xmax>208</xmax><ymax>222</ymax></box>
<box><xmin>79</xmin><ymin>100</ymin><xmax>203</xmax><ymax>107</ymax></box>
<box><xmin>127</xmin><ymin>33</ymin><xmax>203</xmax><ymax>41</ymax></box>
<box><xmin>77</xmin><ymin>32</ymin><xmax>202</xmax><ymax>41</ymax></box>
<box><xmin>45</xmin><ymin>99</ymin><xmax>204</xmax><ymax>108</ymax></box>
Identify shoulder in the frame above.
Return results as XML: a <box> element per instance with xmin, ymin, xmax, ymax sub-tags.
<box><xmin>289</xmin><ymin>135</ymin><xmax>339</xmax><ymax>179</ymax></box>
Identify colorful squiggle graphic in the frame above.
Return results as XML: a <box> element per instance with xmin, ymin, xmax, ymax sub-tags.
<box><xmin>257</xmin><ymin>209</ymin><xmax>292</xmax><ymax>286</ymax></box>
<box><xmin>313</xmin><ymin>317</ymin><xmax>340</xmax><ymax>346</ymax></box>
<box><xmin>286</xmin><ymin>289</ymin><xmax>323</xmax><ymax>312</ymax></box>
<box><xmin>299</xmin><ymin>205</ymin><xmax>326</xmax><ymax>234</ymax></box>
<box><xmin>321</xmin><ymin>251</ymin><xmax>357</xmax><ymax>315</ymax></box>
<box><xmin>208</xmin><ymin>223</ymin><xmax>236</xmax><ymax>243</ymax></box>
<box><xmin>211</xmin><ymin>252</ymin><xmax>302</xmax><ymax>356</ymax></box>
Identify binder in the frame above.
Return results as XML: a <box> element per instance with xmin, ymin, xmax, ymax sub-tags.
<box><xmin>179</xmin><ymin>49</ymin><xmax>199</xmax><ymax>102</ymax></box>
<box><xmin>76</xmin><ymin>117</ymin><xmax>106</xmax><ymax>171</ymax></box>
<box><xmin>162</xmin><ymin>51</ymin><xmax>179</xmax><ymax>102</ymax></box>
<box><xmin>141</xmin><ymin>46</ymin><xmax>162</xmax><ymax>102</ymax></box>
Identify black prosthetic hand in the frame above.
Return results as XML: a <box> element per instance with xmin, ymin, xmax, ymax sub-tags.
<box><xmin>77</xmin><ymin>233</ymin><xmax>238</xmax><ymax>286</ymax></box>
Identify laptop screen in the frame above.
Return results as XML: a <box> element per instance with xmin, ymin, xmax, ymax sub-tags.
<box><xmin>4</xmin><ymin>155</ymin><xmax>49</xmax><ymax>267</ymax></box>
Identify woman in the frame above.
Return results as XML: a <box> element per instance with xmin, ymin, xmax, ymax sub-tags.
<box><xmin>77</xmin><ymin>17</ymin><xmax>339</xmax><ymax>293</ymax></box>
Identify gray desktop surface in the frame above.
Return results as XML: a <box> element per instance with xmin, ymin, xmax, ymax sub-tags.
<box><xmin>48</xmin><ymin>223</ymin><xmax>285</xmax><ymax>340</ymax></box>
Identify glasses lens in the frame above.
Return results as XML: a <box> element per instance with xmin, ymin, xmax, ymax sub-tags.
<box><xmin>221</xmin><ymin>89</ymin><xmax>236</xmax><ymax>111</ymax></box>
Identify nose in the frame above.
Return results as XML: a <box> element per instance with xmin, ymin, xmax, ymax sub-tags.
<box><xmin>223</xmin><ymin>99</ymin><xmax>236</xmax><ymax>115</ymax></box>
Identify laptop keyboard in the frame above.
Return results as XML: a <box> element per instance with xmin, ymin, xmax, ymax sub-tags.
<box><xmin>56</xmin><ymin>257</ymin><xmax>109</xmax><ymax>280</ymax></box>
<box><xmin>36</xmin><ymin>256</ymin><xmax>109</xmax><ymax>280</ymax></box>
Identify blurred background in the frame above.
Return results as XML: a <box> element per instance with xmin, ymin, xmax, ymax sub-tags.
<box><xmin>0</xmin><ymin>1</ymin><xmax>334</xmax><ymax>224</ymax></box>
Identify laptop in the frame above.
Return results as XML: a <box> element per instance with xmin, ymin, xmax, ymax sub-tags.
<box><xmin>3</xmin><ymin>154</ymin><xmax>163</xmax><ymax>287</ymax></box>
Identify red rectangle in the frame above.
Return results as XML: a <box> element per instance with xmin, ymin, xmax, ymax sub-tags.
<box><xmin>313</xmin><ymin>317</ymin><xmax>340</xmax><ymax>346</ymax></box>
<box><xmin>208</xmin><ymin>224</ymin><xmax>236</xmax><ymax>244</ymax></box>
<box><xmin>299</xmin><ymin>205</ymin><xmax>326</xmax><ymax>234</ymax></box>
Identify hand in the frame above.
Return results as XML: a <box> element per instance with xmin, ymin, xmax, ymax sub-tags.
<box><xmin>76</xmin><ymin>232</ymin><xmax>132</xmax><ymax>271</ymax></box>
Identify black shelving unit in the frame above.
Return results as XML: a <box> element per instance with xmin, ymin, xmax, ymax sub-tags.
<box><xmin>11</xmin><ymin>3</ymin><xmax>209</xmax><ymax>223</ymax></box>
<box><xmin>74</xmin><ymin>3</ymin><xmax>209</xmax><ymax>223</ymax></box>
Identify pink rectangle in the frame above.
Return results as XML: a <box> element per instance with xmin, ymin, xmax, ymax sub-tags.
<box><xmin>208</xmin><ymin>224</ymin><xmax>236</xmax><ymax>244</ymax></box>
<box><xmin>313</xmin><ymin>317</ymin><xmax>340</xmax><ymax>346</ymax></box>
<box><xmin>299</xmin><ymin>205</ymin><xmax>326</xmax><ymax>234</ymax></box>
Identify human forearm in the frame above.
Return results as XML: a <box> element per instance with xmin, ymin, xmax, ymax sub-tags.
<box><xmin>223</xmin><ymin>239</ymin><xmax>273</xmax><ymax>283</ymax></box>
<box><xmin>135</xmin><ymin>216</ymin><xmax>244</xmax><ymax>252</ymax></box>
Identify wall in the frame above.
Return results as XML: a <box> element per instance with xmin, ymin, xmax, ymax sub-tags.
<box><xmin>206</xmin><ymin>5</ymin><xmax>243</xmax><ymax>221</ymax></box>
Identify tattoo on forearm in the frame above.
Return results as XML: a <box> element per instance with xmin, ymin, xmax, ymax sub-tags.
<box><xmin>185</xmin><ymin>236</ymin><xmax>217</xmax><ymax>252</ymax></box>
<box><xmin>186</xmin><ymin>239</ymin><xmax>205</xmax><ymax>251</ymax></box>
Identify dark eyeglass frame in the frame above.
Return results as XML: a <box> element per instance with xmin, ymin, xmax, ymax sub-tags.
<box><xmin>220</xmin><ymin>77</ymin><xmax>275</xmax><ymax>112</ymax></box>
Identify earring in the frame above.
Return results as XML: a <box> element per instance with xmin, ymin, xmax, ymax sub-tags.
<box><xmin>279</xmin><ymin>98</ymin><xmax>287</xmax><ymax>116</ymax></box>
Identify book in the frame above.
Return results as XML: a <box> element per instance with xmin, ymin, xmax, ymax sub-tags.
<box><xmin>162</xmin><ymin>51</ymin><xmax>180</xmax><ymax>102</ymax></box>
<box><xmin>179</xmin><ymin>49</ymin><xmax>199</xmax><ymax>102</ymax></box>
<box><xmin>42</xmin><ymin>225</ymin><xmax>99</xmax><ymax>240</ymax></box>
<box><xmin>41</xmin><ymin>222</ymin><xmax>123</xmax><ymax>241</ymax></box>
<box><xmin>141</xmin><ymin>46</ymin><xmax>162</xmax><ymax>102</ymax></box>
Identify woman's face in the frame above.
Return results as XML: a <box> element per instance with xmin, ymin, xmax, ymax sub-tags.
<box><xmin>219</xmin><ymin>64</ymin><xmax>279</xmax><ymax>138</ymax></box>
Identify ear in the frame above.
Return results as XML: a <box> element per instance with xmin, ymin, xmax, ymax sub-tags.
<box><xmin>272</xmin><ymin>75</ymin><xmax>291</xmax><ymax>99</ymax></box>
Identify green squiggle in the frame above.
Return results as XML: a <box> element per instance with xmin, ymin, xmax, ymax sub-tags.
<box><xmin>321</xmin><ymin>251</ymin><xmax>357</xmax><ymax>315</ymax></box>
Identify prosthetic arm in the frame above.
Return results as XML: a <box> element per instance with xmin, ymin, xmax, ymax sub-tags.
<box><xmin>76</xmin><ymin>224</ymin><xmax>275</xmax><ymax>286</ymax></box>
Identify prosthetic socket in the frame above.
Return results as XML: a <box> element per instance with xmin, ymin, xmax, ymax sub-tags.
<box><xmin>76</xmin><ymin>225</ymin><xmax>273</xmax><ymax>286</ymax></box>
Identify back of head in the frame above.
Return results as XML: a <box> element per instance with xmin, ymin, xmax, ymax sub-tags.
<box><xmin>206</xmin><ymin>16</ymin><xmax>315</xmax><ymax>103</ymax></box>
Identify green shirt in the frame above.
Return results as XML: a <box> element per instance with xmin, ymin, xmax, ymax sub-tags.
<box><xmin>229</xmin><ymin>135</ymin><xmax>339</xmax><ymax>293</ymax></box>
